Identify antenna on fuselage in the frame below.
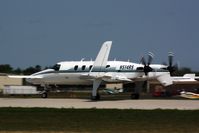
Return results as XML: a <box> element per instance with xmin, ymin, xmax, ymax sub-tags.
<box><xmin>81</xmin><ymin>58</ymin><xmax>85</xmax><ymax>62</ymax></box>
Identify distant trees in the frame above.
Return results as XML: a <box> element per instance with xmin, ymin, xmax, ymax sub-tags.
<box><xmin>0</xmin><ymin>64</ymin><xmax>13</xmax><ymax>74</ymax></box>
<box><xmin>174</xmin><ymin>67</ymin><xmax>192</xmax><ymax>76</ymax></box>
<box><xmin>0</xmin><ymin>64</ymin><xmax>43</xmax><ymax>75</ymax></box>
<box><xmin>23</xmin><ymin>65</ymin><xmax>42</xmax><ymax>75</ymax></box>
<box><xmin>13</xmin><ymin>68</ymin><xmax>22</xmax><ymax>74</ymax></box>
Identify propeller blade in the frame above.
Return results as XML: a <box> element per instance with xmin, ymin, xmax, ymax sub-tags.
<box><xmin>173</xmin><ymin>63</ymin><xmax>179</xmax><ymax>71</ymax></box>
<box><xmin>140</xmin><ymin>52</ymin><xmax>154</xmax><ymax>76</ymax></box>
<box><xmin>168</xmin><ymin>52</ymin><xmax>174</xmax><ymax>67</ymax></box>
<box><xmin>167</xmin><ymin>52</ymin><xmax>179</xmax><ymax>75</ymax></box>
<box><xmin>141</xmin><ymin>56</ymin><xmax>146</xmax><ymax>66</ymax></box>
<box><xmin>162</xmin><ymin>62</ymin><xmax>167</xmax><ymax>66</ymax></box>
<box><xmin>148</xmin><ymin>52</ymin><xmax>154</xmax><ymax>65</ymax></box>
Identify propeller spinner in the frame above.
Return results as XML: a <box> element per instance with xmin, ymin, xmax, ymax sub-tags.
<box><xmin>166</xmin><ymin>52</ymin><xmax>178</xmax><ymax>74</ymax></box>
<box><xmin>141</xmin><ymin>52</ymin><xmax>154</xmax><ymax>76</ymax></box>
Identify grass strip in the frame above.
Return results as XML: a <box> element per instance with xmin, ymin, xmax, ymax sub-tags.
<box><xmin>0</xmin><ymin>108</ymin><xmax>199</xmax><ymax>133</ymax></box>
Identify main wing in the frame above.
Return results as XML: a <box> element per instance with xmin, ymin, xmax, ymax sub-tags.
<box><xmin>157</xmin><ymin>73</ymin><xmax>173</xmax><ymax>86</ymax></box>
<box><xmin>8</xmin><ymin>69</ymin><xmax>54</xmax><ymax>79</ymax></box>
<box><xmin>8</xmin><ymin>75</ymin><xmax>42</xmax><ymax>79</ymax></box>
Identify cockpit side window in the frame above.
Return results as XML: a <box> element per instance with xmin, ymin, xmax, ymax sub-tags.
<box><xmin>106</xmin><ymin>65</ymin><xmax>110</xmax><ymax>68</ymax></box>
<box><xmin>52</xmin><ymin>64</ymin><xmax>61</xmax><ymax>71</ymax></box>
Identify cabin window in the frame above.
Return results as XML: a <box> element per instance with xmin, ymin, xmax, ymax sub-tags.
<box><xmin>82</xmin><ymin>65</ymin><xmax>86</xmax><ymax>70</ymax></box>
<box><xmin>74</xmin><ymin>65</ymin><xmax>78</xmax><ymax>71</ymax></box>
<box><xmin>52</xmin><ymin>64</ymin><xmax>61</xmax><ymax>71</ymax></box>
<box><xmin>89</xmin><ymin>65</ymin><xmax>93</xmax><ymax>70</ymax></box>
<box><xmin>136</xmin><ymin>67</ymin><xmax>143</xmax><ymax>71</ymax></box>
<box><xmin>106</xmin><ymin>65</ymin><xmax>110</xmax><ymax>68</ymax></box>
<box><xmin>161</xmin><ymin>67</ymin><xmax>167</xmax><ymax>70</ymax></box>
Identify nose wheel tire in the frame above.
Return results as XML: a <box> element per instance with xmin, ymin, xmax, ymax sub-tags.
<box><xmin>41</xmin><ymin>92</ymin><xmax>48</xmax><ymax>98</ymax></box>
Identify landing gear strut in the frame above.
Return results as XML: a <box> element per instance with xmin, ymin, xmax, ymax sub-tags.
<box><xmin>41</xmin><ymin>85</ymin><xmax>48</xmax><ymax>98</ymax></box>
<box><xmin>130</xmin><ymin>82</ymin><xmax>143</xmax><ymax>99</ymax></box>
<box><xmin>91</xmin><ymin>79</ymin><xmax>102</xmax><ymax>101</ymax></box>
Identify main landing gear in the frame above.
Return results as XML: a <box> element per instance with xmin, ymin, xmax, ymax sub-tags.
<box><xmin>41</xmin><ymin>91</ymin><xmax>48</xmax><ymax>98</ymax></box>
<box><xmin>131</xmin><ymin>93</ymin><xmax>140</xmax><ymax>99</ymax></box>
<box><xmin>91</xmin><ymin>93</ymin><xmax>100</xmax><ymax>100</ymax></box>
<box><xmin>91</xmin><ymin>79</ymin><xmax>102</xmax><ymax>101</ymax></box>
<box><xmin>130</xmin><ymin>82</ymin><xmax>142</xmax><ymax>99</ymax></box>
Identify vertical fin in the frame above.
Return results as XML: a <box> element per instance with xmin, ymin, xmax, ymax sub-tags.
<box><xmin>90</xmin><ymin>41</ymin><xmax>112</xmax><ymax>100</ymax></box>
<box><xmin>90</xmin><ymin>41</ymin><xmax>112</xmax><ymax>72</ymax></box>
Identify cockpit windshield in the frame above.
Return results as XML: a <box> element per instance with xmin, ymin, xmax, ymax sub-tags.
<box><xmin>52</xmin><ymin>64</ymin><xmax>61</xmax><ymax>71</ymax></box>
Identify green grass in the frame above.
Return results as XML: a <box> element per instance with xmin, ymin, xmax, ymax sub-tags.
<box><xmin>0</xmin><ymin>108</ymin><xmax>199</xmax><ymax>133</ymax></box>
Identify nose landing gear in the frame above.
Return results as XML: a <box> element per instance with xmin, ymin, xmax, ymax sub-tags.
<box><xmin>41</xmin><ymin>85</ymin><xmax>49</xmax><ymax>98</ymax></box>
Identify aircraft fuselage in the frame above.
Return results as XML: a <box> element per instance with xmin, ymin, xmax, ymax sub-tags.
<box><xmin>27</xmin><ymin>61</ymin><xmax>168</xmax><ymax>85</ymax></box>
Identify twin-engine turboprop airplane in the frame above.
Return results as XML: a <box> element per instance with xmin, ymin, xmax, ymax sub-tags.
<box><xmin>8</xmin><ymin>41</ymin><xmax>198</xmax><ymax>100</ymax></box>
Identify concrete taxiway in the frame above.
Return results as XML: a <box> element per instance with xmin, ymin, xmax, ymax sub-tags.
<box><xmin>0</xmin><ymin>98</ymin><xmax>198</xmax><ymax>110</ymax></box>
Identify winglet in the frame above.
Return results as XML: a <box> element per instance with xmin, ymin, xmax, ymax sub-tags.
<box><xmin>90</xmin><ymin>41</ymin><xmax>112</xmax><ymax>72</ymax></box>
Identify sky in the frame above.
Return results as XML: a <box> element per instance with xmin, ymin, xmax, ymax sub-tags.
<box><xmin>0</xmin><ymin>0</ymin><xmax>199</xmax><ymax>70</ymax></box>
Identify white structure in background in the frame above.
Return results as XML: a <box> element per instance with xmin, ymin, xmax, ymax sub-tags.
<box><xmin>0</xmin><ymin>74</ymin><xmax>23</xmax><ymax>90</ymax></box>
<box><xmin>3</xmin><ymin>85</ymin><xmax>39</xmax><ymax>95</ymax></box>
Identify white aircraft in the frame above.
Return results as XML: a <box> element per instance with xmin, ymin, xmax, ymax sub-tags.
<box><xmin>180</xmin><ymin>91</ymin><xmax>199</xmax><ymax>99</ymax></box>
<box><xmin>8</xmin><ymin>41</ymin><xmax>198</xmax><ymax>100</ymax></box>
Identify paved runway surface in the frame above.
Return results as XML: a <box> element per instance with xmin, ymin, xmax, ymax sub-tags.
<box><xmin>0</xmin><ymin>98</ymin><xmax>198</xmax><ymax>110</ymax></box>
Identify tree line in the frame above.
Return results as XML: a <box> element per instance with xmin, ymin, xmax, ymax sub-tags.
<box><xmin>0</xmin><ymin>64</ymin><xmax>198</xmax><ymax>76</ymax></box>
<box><xmin>0</xmin><ymin>64</ymin><xmax>48</xmax><ymax>75</ymax></box>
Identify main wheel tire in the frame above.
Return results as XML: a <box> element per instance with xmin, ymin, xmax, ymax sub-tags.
<box><xmin>91</xmin><ymin>93</ymin><xmax>100</xmax><ymax>101</ymax></box>
<box><xmin>42</xmin><ymin>92</ymin><xmax>48</xmax><ymax>98</ymax></box>
<box><xmin>131</xmin><ymin>93</ymin><xmax>140</xmax><ymax>99</ymax></box>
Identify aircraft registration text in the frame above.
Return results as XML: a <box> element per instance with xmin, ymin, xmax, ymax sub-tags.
<box><xmin>120</xmin><ymin>65</ymin><xmax>134</xmax><ymax>70</ymax></box>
